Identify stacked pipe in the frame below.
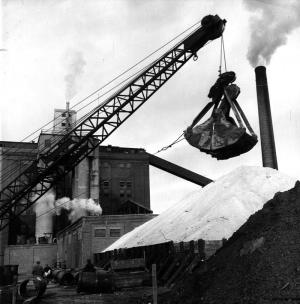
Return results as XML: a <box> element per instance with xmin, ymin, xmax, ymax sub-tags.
<box><xmin>52</xmin><ymin>269</ymin><xmax>74</xmax><ymax>285</ymax></box>
<box><xmin>255</xmin><ymin>66</ymin><xmax>278</xmax><ymax>169</ymax></box>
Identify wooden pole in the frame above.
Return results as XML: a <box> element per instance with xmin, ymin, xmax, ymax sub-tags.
<box><xmin>152</xmin><ymin>264</ymin><xmax>158</xmax><ymax>304</ymax></box>
<box><xmin>12</xmin><ymin>285</ymin><xmax>17</xmax><ymax>304</ymax></box>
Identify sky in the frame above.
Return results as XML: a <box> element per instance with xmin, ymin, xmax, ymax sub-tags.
<box><xmin>1</xmin><ymin>0</ymin><xmax>300</xmax><ymax>214</ymax></box>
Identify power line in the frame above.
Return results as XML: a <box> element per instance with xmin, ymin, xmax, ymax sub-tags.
<box><xmin>0</xmin><ymin>20</ymin><xmax>202</xmax><ymax>184</ymax></box>
<box><xmin>0</xmin><ymin>20</ymin><xmax>201</xmax><ymax>161</ymax></box>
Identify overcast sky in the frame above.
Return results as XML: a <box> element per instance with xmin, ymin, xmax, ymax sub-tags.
<box><xmin>1</xmin><ymin>0</ymin><xmax>300</xmax><ymax>213</ymax></box>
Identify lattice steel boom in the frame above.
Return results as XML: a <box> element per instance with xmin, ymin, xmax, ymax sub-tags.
<box><xmin>0</xmin><ymin>15</ymin><xmax>225</xmax><ymax>230</ymax></box>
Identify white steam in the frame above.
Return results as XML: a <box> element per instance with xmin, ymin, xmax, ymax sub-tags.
<box><xmin>35</xmin><ymin>192</ymin><xmax>102</xmax><ymax>234</ymax></box>
<box><xmin>244</xmin><ymin>0</ymin><xmax>300</xmax><ymax>67</ymax></box>
<box><xmin>55</xmin><ymin>197</ymin><xmax>102</xmax><ymax>223</ymax></box>
<box><xmin>64</xmin><ymin>50</ymin><xmax>86</xmax><ymax>101</ymax></box>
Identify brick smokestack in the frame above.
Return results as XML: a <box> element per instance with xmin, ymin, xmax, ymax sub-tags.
<box><xmin>255</xmin><ymin>66</ymin><xmax>278</xmax><ymax>170</ymax></box>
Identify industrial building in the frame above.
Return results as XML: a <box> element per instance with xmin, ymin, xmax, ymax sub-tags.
<box><xmin>0</xmin><ymin>108</ymin><xmax>156</xmax><ymax>274</ymax></box>
<box><xmin>0</xmin><ymin>141</ymin><xmax>38</xmax><ymax>266</ymax></box>
<box><xmin>0</xmin><ymin>105</ymin><xmax>210</xmax><ymax>276</ymax></box>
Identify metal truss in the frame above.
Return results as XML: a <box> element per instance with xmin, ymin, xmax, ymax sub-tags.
<box><xmin>0</xmin><ymin>15</ymin><xmax>225</xmax><ymax>230</ymax></box>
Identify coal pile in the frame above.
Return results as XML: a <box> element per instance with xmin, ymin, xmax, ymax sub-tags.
<box><xmin>160</xmin><ymin>181</ymin><xmax>300</xmax><ymax>304</ymax></box>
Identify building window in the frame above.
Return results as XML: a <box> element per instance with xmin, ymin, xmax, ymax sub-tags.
<box><xmin>94</xmin><ymin>228</ymin><xmax>106</xmax><ymax>237</ymax></box>
<box><xmin>120</xmin><ymin>181</ymin><xmax>125</xmax><ymax>188</ymax></box>
<box><xmin>109</xmin><ymin>228</ymin><xmax>121</xmax><ymax>238</ymax></box>
<box><xmin>68</xmin><ymin>233</ymin><xmax>72</xmax><ymax>244</ymax></box>
<box><xmin>119</xmin><ymin>163</ymin><xmax>131</xmax><ymax>168</ymax></box>
<box><xmin>120</xmin><ymin>181</ymin><xmax>132</xmax><ymax>198</ymax></box>
<box><xmin>103</xmin><ymin>180</ymin><xmax>110</xmax><ymax>196</ymax></box>
<box><xmin>126</xmin><ymin>181</ymin><xmax>132</xmax><ymax>188</ymax></box>
<box><xmin>103</xmin><ymin>181</ymin><xmax>110</xmax><ymax>188</ymax></box>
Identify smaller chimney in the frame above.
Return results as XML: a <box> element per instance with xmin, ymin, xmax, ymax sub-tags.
<box><xmin>255</xmin><ymin>66</ymin><xmax>278</xmax><ymax>170</ymax></box>
<box><xmin>66</xmin><ymin>101</ymin><xmax>71</xmax><ymax>132</ymax></box>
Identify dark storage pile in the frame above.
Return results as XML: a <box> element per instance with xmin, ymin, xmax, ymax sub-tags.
<box><xmin>160</xmin><ymin>181</ymin><xmax>300</xmax><ymax>304</ymax></box>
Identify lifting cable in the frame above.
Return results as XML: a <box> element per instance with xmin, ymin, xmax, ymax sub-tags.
<box><xmin>155</xmin><ymin>35</ymin><xmax>228</xmax><ymax>155</ymax></box>
<box><xmin>218</xmin><ymin>34</ymin><xmax>227</xmax><ymax>75</ymax></box>
<box><xmin>154</xmin><ymin>133</ymin><xmax>185</xmax><ymax>154</ymax></box>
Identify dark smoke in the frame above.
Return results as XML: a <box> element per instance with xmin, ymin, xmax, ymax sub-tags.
<box><xmin>244</xmin><ymin>0</ymin><xmax>300</xmax><ymax>67</ymax></box>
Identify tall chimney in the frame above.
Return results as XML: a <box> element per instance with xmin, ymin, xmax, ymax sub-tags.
<box><xmin>255</xmin><ymin>66</ymin><xmax>278</xmax><ymax>170</ymax></box>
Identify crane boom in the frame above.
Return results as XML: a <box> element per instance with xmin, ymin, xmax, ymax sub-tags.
<box><xmin>0</xmin><ymin>15</ymin><xmax>225</xmax><ymax>230</ymax></box>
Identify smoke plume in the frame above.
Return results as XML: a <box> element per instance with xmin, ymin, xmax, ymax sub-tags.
<box><xmin>244</xmin><ymin>0</ymin><xmax>300</xmax><ymax>67</ymax></box>
<box><xmin>64</xmin><ymin>50</ymin><xmax>86</xmax><ymax>101</ymax></box>
<box><xmin>55</xmin><ymin>197</ymin><xmax>102</xmax><ymax>223</ymax></box>
<box><xmin>35</xmin><ymin>192</ymin><xmax>102</xmax><ymax>230</ymax></box>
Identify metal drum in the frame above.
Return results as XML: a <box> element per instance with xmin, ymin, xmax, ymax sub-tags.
<box><xmin>18</xmin><ymin>276</ymin><xmax>47</xmax><ymax>300</ymax></box>
<box><xmin>56</xmin><ymin>270</ymin><xmax>74</xmax><ymax>285</ymax></box>
<box><xmin>77</xmin><ymin>270</ymin><xmax>114</xmax><ymax>294</ymax></box>
<box><xmin>51</xmin><ymin>269</ymin><xmax>61</xmax><ymax>283</ymax></box>
<box><xmin>77</xmin><ymin>272</ymin><xmax>98</xmax><ymax>293</ymax></box>
<box><xmin>97</xmin><ymin>270</ymin><xmax>114</xmax><ymax>293</ymax></box>
<box><xmin>52</xmin><ymin>269</ymin><xmax>60</xmax><ymax>277</ymax></box>
<box><xmin>71</xmin><ymin>270</ymin><xmax>80</xmax><ymax>284</ymax></box>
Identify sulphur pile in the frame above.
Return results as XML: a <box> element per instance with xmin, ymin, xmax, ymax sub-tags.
<box><xmin>105</xmin><ymin>166</ymin><xmax>295</xmax><ymax>251</ymax></box>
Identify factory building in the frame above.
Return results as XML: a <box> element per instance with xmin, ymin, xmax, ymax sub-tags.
<box><xmin>0</xmin><ymin>108</ymin><xmax>155</xmax><ymax>274</ymax></box>
<box><xmin>57</xmin><ymin>213</ymin><xmax>156</xmax><ymax>269</ymax></box>
<box><xmin>0</xmin><ymin>141</ymin><xmax>38</xmax><ymax>266</ymax></box>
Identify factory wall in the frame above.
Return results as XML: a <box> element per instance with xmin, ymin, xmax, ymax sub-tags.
<box><xmin>0</xmin><ymin>141</ymin><xmax>38</xmax><ymax>266</ymax></box>
<box><xmin>0</xmin><ymin>140</ymin><xmax>152</xmax><ymax>270</ymax></box>
<box><xmin>4</xmin><ymin>244</ymin><xmax>57</xmax><ymax>275</ymax></box>
<box><xmin>98</xmin><ymin>146</ymin><xmax>150</xmax><ymax>214</ymax></box>
<box><xmin>38</xmin><ymin>133</ymin><xmax>73</xmax><ymax>198</ymax></box>
<box><xmin>57</xmin><ymin>214</ymin><xmax>156</xmax><ymax>269</ymax></box>
<box><xmin>72</xmin><ymin>145</ymin><xmax>150</xmax><ymax>214</ymax></box>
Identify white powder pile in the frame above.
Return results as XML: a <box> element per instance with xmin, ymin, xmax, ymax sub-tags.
<box><xmin>104</xmin><ymin>166</ymin><xmax>297</xmax><ymax>251</ymax></box>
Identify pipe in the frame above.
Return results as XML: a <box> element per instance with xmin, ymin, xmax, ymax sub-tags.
<box><xmin>255</xmin><ymin>66</ymin><xmax>278</xmax><ymax>170</ymax></box>
<box><xmin>148</xmin><ymin>153</ymin><xmax>212</xmax><ymax>187</ymax></box>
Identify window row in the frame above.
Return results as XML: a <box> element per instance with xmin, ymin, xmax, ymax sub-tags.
<box><xmin>94</xmin><ymin>227</ymin><xmax>121</xmax><ymax>238</ymax></box>
<box><xmin>101</xmin><ymin>163</ymin><xmax>132</xmax><ymax>168</ymax></box>
<box><xmin>102</xmin><ymin>181</ymin><xmax>132</xmax><ymax>188</ymax></box>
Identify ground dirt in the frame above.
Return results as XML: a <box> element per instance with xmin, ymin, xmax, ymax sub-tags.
<box><xmin>38</xmin><ymin>283</ymin><xmax>169</xmax><ymax>304</ymax></box>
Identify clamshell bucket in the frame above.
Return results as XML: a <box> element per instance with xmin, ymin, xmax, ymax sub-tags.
<box><xmin>185</xmin><ymin>86</ymin><xmax>257</xmax><ymax>160</ymax></box>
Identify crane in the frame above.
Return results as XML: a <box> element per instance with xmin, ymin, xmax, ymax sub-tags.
<box><xmin>0</xmin><ymin>15</ymin><xmax>226</xmax><ymax>230</ymax></box>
